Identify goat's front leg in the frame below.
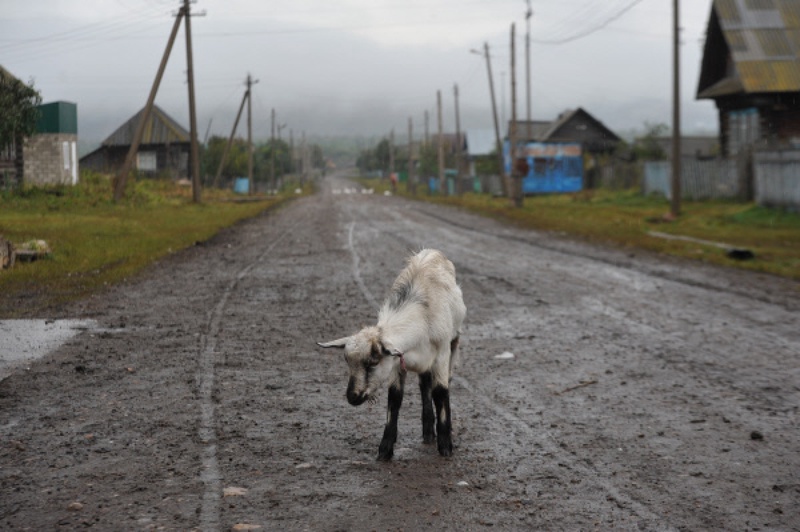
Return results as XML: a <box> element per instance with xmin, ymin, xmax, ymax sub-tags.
<box><xmin>419</xmin><ymin>372</ymin><xmax>436</xmax><ymax>444</ymax></box>
<box><xmin>432</xmin><ymin>384</ymin><xmax>453</xmax><ymax>457</ymax></box>
<box><xmin>378</xmin><ymin>373</ymin><xmax>405</xmax><ymax>461</ymax></box>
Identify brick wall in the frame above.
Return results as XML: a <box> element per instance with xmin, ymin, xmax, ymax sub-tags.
<box><xmin>23</xmin><ymin>133</ymin><xmax>79</xmax><ymax>186</ymax></box>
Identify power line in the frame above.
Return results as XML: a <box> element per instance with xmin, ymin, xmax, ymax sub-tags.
<box><xmin>531</xmin><ymin>0</ymin><xmax>647</xmax><ymax>45</ymax></box>
<box><xmin>0</xmin><ymin>15</ymin><xmax>167</xmax><ymax>62</ymax></box>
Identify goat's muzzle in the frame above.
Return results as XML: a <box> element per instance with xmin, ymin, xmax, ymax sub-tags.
<box><xmin>347</xmin><ymin>392</ymin><xmax>368</xmax><ymax>406</ymax></box>
<box><xmin>346</xmin><ymin>377</ymin><xmax>368</xmax><ymax>406</ymax></box>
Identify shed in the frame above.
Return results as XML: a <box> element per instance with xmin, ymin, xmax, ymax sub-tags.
<box><xmin>697</xmin><ymin>0</ymin><xmax>800</xmax><ymax>155</ymax></box>
<box><xmin>23</xmin><ymin>101</ymin><xmax>79</xmax><ymax>186</ymax></box>
<box><xmin>80</xmin><ymin>105</ymin><xmax>189</xmax><ymax>178</ymax></box>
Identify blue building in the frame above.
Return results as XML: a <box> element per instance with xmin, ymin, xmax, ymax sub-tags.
<box><xmin>504</xmin><ymin>141</ymin><xmax>583</xmax><ymax>194</ymax></box>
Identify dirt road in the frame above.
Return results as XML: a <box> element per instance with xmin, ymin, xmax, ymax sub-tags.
<box><xmin>2</xmin><ymin>173</ymin><xmax>798</xmax><ymax>530</ymax></box>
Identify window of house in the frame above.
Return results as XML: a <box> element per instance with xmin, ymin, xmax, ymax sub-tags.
<box><xmin>137</xmin><ymin>151</ymin><xmax>157</xmax><ymax>172</ymax></box>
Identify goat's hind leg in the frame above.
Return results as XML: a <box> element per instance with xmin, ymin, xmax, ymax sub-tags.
<box><xmin>378</xmin><ymin>373</ymin><xmax>405</xmax><ymax>461</ymax></box>
<box><xmin>419</xmin><ymin>372</ymin><xmax>436</xmax><ymax>444</ymax></box>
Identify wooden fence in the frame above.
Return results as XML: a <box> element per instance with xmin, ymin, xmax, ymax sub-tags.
<box><xmin>642</xmin><ymin>151</ymin><xmax>800</xmax><ymax>208</ymax></box>
<box><xmin>643</xmin><ymin>159</ymin><xmax>740</xmax><ymax>200</ymax></box>
<box><xmin>754</xmin><ymin>151</ymin><xmax>800</xmax><ymax>209</ymax></box>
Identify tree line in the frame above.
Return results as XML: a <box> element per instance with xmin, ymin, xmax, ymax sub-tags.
<box><xmin>202</xmin><ymin>136</ymin><xmax>324</xmax><ymax>187</ymax></box>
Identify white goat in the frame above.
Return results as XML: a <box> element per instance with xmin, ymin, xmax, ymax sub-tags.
<box><xmin>318</xmin><ymin>249</ymin><xmax>466</xmax><ymax>460</ymax></box>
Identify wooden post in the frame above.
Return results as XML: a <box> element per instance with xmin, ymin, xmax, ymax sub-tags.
<box><xmin>0</xmin><ymin>237</ymin><xmax>15</xmax><ymax>270</ymax></box>
<box><xmin>424</xmin><ymin>110</ymin><xmax>430</xmax><ymax>147</ymax></box>
<box><xmin>214</xmin><ymin>88</ymin><xmax>248</xmax><ymax>188</ymax></box>
<box><xmin>482</xmin><ymin>42</ymin><xmax>508</xmax><ymax>198</ymax></box>
<box><xmin>271</xmin><ymin>108</ymin><xmax>276</xmax><ymax>192</ymax></box>
<box><xmin>525</xmin><ymin>0</ymin><xmax>533</xmax><ymax>141</ymax></box>
<box><xmin>183</xmin><ymin>0</ymin><xmax>201</xmax><ymax>203</ymax></box>
<box><xmin>510</xmin><ymin>23</ymin><xmax>523</xmax><ymax>208</ymax></box>
<box><xmin>454</xmin><ymin>83</ymin><xmax>463</xmax><ymax>195</ymax></box>
<box><xmin>408</xmin><ymin>117</ymin><xmax>415</xmax><ymax>196</ymax></box>
<box><xmin>437</xmin><ymin>90</ymin><xmax>445</xmax><ymax>195</ymax></box>
<box><xmin>247</xmin><ymin>73</ymin><xmax>253</xmax><ymax>195</ymax></box>
<box><xmin>670</xmin><ymin>0</ymin><xmax>682</xmax><ymax>218</ymax></box>
<box><xmin>113</xmin><ymin>8</ymin><xmax>184</xmax><ymax>201</ymax></box>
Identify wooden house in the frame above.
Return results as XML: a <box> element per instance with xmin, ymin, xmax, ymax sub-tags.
<box><xmin>80</xmin><ymin>105</ymin><xmax>189</xmax><ymax>178</ymax></box>
<box><xmin>509</xmin><ymin>108</ymin><xmax>621</xmax><ymax>154</ymax></box>
<box><xmin>696</xmin><ymin>0</ymin><xmax>800</xmax><ymax>156</ymax></box>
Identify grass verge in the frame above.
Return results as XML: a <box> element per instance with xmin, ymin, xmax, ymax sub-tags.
<box><xmin>0</xmin><ymin>173</ymin><xmax>307</xmax><ymax>316</ymax></box>
<box><xmin>358</xmin><ymin>177</ymin><xmax>800</xmax><ymax>281</ymax></box>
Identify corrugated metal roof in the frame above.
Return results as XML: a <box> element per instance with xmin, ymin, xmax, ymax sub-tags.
<box><xmin>102</xmin><ymin>105</ymin><xmax>189</xmax><ymax>147</ymax></box>
<box><xmin>701</xmin><ymin>0</ymin><xmax>800</xmax><ymax>96</ymax></box>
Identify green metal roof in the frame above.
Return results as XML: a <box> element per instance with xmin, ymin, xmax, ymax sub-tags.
<box><xmin>102</xmin><ymin>105</ymin><xmax>189</xmax><ymax>147</ymax></box>
<box><xmin>698</xmin><ymin>0</ymin><xmax>800</xmax><ymax>98</ymax></box>
<box><xmin>35</xmin><ymin>101</ymin><xmax>78</xmax><ymax>134</ymax></box>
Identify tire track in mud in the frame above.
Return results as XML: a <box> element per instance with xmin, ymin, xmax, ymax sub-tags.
<box><xmin>341</xmin><ymin>200</ymin><xmax>671</xmax><ymax>528</ymax></box>
<box><xmin>347</xmin><ymin>221</ymin><xmax>380</xmax><ymax>310</ymax></box>
<box><xmin>195</xmin><ymin>215</ymin><xmax>300</xmax><ymax>531</ymax></box>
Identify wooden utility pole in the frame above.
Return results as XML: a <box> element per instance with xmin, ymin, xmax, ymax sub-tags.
<box><xmin>183</xmin><ymin>0</ymin><xmax>201</xmax><ymax>203</ymax></box>
<box><xmin>671</xmin><ymin>0</ymin><xmax>682</xmax><ymax>218</ymax></box>
<box><xmin>113</xmin><ymin>8</ymin><xmax>184</xmax><ymax>201</ymax></box>
<box><xmin>246</xmin><ymin>73</ymin><xmax>254</xmax><ymax>195</ymax></box>
<box><xmin>301</xmin><ymin>131</ymin><xmax>307</xmax><ymax>182</ymax></box>
<box><xmin>525</xmin><ymin>0</ymin><xmax>533</xmax><ymax>141</ymax></box>
<box><xmin>480</xmin><ymin>42</ymin><xmax>508</xmax><ymax>198</ymax></box>
<box><xmin>389</xmin><ymin>128</ymin><xmax>395</xmax><ymax>178</ymax></box>
<box><xmin>408</xmin><ymin>117</ymin><xmax>415</xmax><ymax>196</ymax></box>
<box><xmin>271</xmin><ymin>108</ymin><xmax>276</xmax><ymax>192</ymax></box>
<box><xmin>437</xmin><ymin>90</ymin><xmax>445</xmax><ymax>195</ymax></box>
<box><xmin>424</xmin><ymin>110</ymin><xmax>430</xmax><ymax>147</ymax></box>
<box><xmin>213</xmin><ymin>87</ymin><xmax>248</xmax><ymax>187</ymax></box>
<box><xmin>510</xmin><ymin>23</ymin><xmax>523</xmax><ymax>208</ymax></box>
<box><xmin>289</xmin><ymin>129</ymin><xmax>294</xmax><ymax>174</ymax></box>
<box><xmin>453</xmin><ymin>83</ymin><xmax>463</xmax><ymax>195</ymax></box>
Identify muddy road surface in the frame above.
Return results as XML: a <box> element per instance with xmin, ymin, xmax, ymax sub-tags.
<box><xmin>2</xmin><ymin>173</ymin><xmax>799</xmax><ymax>531</ymax></box>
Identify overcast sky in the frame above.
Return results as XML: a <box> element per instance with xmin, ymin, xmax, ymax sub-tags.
<box><xmin>2</xmin><ymin>0</ymin><xmax>717</xmax><ymax>150</ymax></box>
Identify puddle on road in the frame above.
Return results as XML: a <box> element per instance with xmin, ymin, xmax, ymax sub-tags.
<box><xmin>0</xmin><ymin>319</ymin><xmax>97</xmax><ymax>380</ymax></box>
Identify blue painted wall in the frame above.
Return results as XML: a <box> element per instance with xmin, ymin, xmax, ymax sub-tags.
<box><xmin>505</xmin><ymin>141</ymin><xmax>583</xmax><ymax>194</ymax></box>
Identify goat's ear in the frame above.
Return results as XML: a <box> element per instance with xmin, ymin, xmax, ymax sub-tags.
<box><xmin>317</xmin><ymin>337</ymin><xmax>350</xmax><ymax>350</ymax></box>
<box><xmin>380</xmin><ymin>340</ymin><xmax>402</xmax><ymax>357</ymax></box>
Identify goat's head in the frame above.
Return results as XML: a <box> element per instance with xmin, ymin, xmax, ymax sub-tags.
<box><xmin>318</xmin><ymin>326</ymin><xmax>402</xmax><ymax>406</ymax></box>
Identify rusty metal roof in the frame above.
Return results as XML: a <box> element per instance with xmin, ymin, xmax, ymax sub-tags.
<box><xmin>698</xmin><ymin>0</ymin><xmax>800</xmax><ymax>98</ymax></box>
<box><xmin>102</xmin><ymin>105</ymin><xmax>189</xmax><ymax>147</ymax></box>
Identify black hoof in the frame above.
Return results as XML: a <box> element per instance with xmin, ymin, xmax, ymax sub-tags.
<box><xmin>377</xmin><ymin>450</ymin><xmax>393</xmax><ymax>461</ymax></box>
<box><xmin>437</xmin><ymin>438</ymin><xmax>453</xmax><ymax>457</ymax></box>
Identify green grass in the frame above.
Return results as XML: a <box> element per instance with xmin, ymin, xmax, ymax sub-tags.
<box><xmin>0</xmin><ymin>172</ymin><xmax>306</xmax><ymax>316</ymax></box>
<box><xmin>359</xmin><ymin>178</ymin><xmax>800</xmax><ymax>281</ymax></box>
